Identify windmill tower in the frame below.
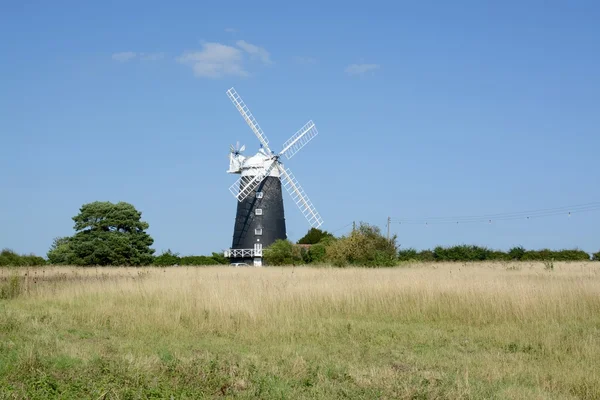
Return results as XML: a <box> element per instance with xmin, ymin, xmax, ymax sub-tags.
<box><xmin>223</xmin><ymin>87</ymin><xmax>324</xmax><ymax>266</ymax></box>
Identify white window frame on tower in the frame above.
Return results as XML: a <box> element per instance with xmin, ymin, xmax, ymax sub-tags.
<box><xmin>255</xmin><ymin>208</ymin><xmax>263</xmax><ymax>215</ymax></box>
<box><xmin>255</xmin><ymin>228</ymin><xmax>263</xmax><ymax>235</ymax></box>
<box><xmin>256</xmin><ymin>191</ymin><xmax>263</xmax><ymax>199</ymax></box>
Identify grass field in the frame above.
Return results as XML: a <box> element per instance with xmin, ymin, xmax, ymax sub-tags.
<box><xmin>1</xmin><ymin>262</ymin><xmax>599</xmax><ymax>399</ymax></box>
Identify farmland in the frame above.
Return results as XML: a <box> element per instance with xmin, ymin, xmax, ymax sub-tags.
<box><xmin>1</xmin><ymin>262</ymin><xmax>600</xmax><ymax>399</ymax></box>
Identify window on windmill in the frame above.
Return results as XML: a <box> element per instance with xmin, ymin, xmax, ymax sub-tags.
<box><xmin>255</xmin><ymin>208</ymin><xmax>263</xmax><ymax>215</ymax></box>
<box><xmin>256</xmin><ymin>191</ymin><xmax>263</xmax><ymax>199</ymax></box>
<box><xmin>255</xmin><ymin>228</ymin><xmax>263</xmax><ymax>235</ymax></box>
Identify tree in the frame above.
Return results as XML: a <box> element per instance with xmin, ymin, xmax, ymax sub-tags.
<box><xmin>297</xmin><ymin>228</ymin><xmax>334</xmax><ymax>245</ymax></box>
<box><xmin>263</xmin><ymin>239</ymin><xmax>303</xmax><ymax>266</ymax></box>
<box><xmin>49</xmin><ymin>201</ymin><xmax>155</xmax><ymax>266</ymax></box>
<box><xmin>326</xmin><ymin>222</ymin><xmax>398</xmax><ymax>267</ymax></box>
<box><xmin>153</xmin><ymin>249</ymin><xmax>180</xmax><ymax>266</ymax></box>
<box><xmin>47</xmin><ymin>237</ymin><xmax>76</xmax><ymax>265</ymax></box>
<box><xmin>593</xmin><ymin>251</ymin><xmax>600</xmax><ymax>261</ymax></box>
<box><xmin>0</xmin><ymin>249</ymin><xmax>46</xmax><ymax>266</ymax></box>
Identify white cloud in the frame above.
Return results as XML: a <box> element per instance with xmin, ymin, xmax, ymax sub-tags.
<box><xmin>345</xmin><ymin>63</ymin><xmax>380</xmax><ymax>76</ymax></box>
<box><xmin>235</xmin><ymin>40</ymin><xmax>272</xmax><ymax>65</ymax></box>
<box><xmin>177</xmin><ymin>40</ymin><xmax>273</xmax><ymax>79</ymax></box>
<box><xmin>112</xmin><ymin>51</ymin><xmax>137</xmax><ymax>62</ymax></box>
<box><xmin>177</xmin><ymin>42</ymin><xmax>249</xmax><ymax>78</ymax></box>
<box><xmin>225</xmin><ymin>28</ymin><xmax>237</xmax><ymax>33</ymax></box>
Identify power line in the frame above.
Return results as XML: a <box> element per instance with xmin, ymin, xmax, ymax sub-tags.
<box><xmin>390</xmin><ymin>202</ymin><xmax>600</xmax><ymax>225</ymax></box>
<box><xmin>331</xmin><ymin>222</ymin><xmax>354</xmax><ymax>233</ymax></box>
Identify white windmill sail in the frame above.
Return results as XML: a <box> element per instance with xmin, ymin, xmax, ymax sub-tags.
<box><xmin>226</xmin><ymin>88</ymin><xmax>272</xmax><ymax>153</ymax></box>
<box><xmin>278</xmin><ymin>166</ymin><xmax>324</xmax><ymax>228</ymax></box>
<box><xmin>280</xmin><ymin>120</ymin><xmax>318</xmax><ymax>160</ymax></box>
<box><xmin>229</xmin><ymin>163</ymin><xmax>276</xmax><ymax>202</ymax></box>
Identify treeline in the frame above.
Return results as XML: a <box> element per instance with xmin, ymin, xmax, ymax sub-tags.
<box><xmin>152</xmin><ymin>250</ymin><xmax>228</xmax><ymax>266</ymax></box>
<box><xmin>0</xmin><ymin>249</ymin><xmax>46</xmax><ymax>266</ymax></box>
<box><xmin>264</xmin><ymin>224</ymin><xmax>398</xmax><ymax>267</ymax></box>
<box><xmin>1</xmin><ymin>194</ymin><xmax>599</xmax><ymax>267</ymax></box>
<box><xmin>264</xmin><ymin>228</ymin><xmax>600</xmax><ymax>266</ymax></box>
<box><xmin>398</xmin><ymin>245</ymin><xmax>598</xmax><ymax>262</ymax></box>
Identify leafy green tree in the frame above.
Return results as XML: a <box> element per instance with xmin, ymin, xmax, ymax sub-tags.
<box><xmin>153</xmin><ymin>249</ymin><xmax>180</xmax><ymax>266</ymax></box>
<box><xmin>178</xmin><ymin>256</ymin><xmax>210</xmax><ymax>265</ymax></box>
<box><xmin>0</xmin><ymin>249</ymin><xmax>22</xmax><ymax>266</ymax></box>
<box><xmin>47</xmin><ymin>237</ymin><xmax>76</xmax><ymax>265</ymax></box>
<box><xmin>307</xmin><ymin>243</ymin><xmax>327</xmax><ymax>263</ymax></box>
<box><xmin>326</xmin><ymin>222</ymin><xmax>398</xmax><ymax>267</ymax></box>
<box><xmin>397</xmin><ymin>247</ymin><xmax>419</xmax><ymax>261</ymax></box>
<box><xmin>593</xmin><ymin>251</ymin><xmax>600</xmax><ymax>261</ymax></box>
<box><xmin>263</xmin><ymin>239</ymin><xmax>303</xmax><ymax>266</ymax></box>
<box><xmin>210</xmin><ymin>252</ymin><xmax>229</xmax><ymax>265</ymax></box>
<box><xmin>508</xmin><ymin>246</ymin><xmax>526</xmax><ymax>260</ymax></box>
<box><xmin>49</xmin><ymin>201</ymin><xmax>155</xmax><ymax>266</ymax></box>
<box><xmin>297</xmin><ymin>228</ymin><xmax>334</xmax><ymax>245</ymax></box>
<box><xmin>0</xmin><ymin>249</ymin><xmax>46</xmax><ymax>266</ymax></box>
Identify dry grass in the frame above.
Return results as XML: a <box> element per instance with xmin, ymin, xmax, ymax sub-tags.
<box><xmin>1</xmin><ymin>262</ymin><xmax>600</xmax><ymax>398</ymax></box>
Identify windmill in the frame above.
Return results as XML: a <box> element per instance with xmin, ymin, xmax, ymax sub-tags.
<box><xmin>223</xmin><ymin>87</ymin><xmax>324</xmax><ymax>266</ymax></box>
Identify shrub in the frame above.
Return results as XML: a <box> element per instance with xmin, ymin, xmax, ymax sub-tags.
<box><xmin>508</xmin><ymin>246</ymin><xmax>526</xmax><ymax>261</ymax></box>
<box><xmin>297</xmin><ymin>228</ymin><xmax>334</xmax><ymax>245</ymax></box>
<box><xmin>522</xmin><ymin>249</ymin><xmax>590</xmax><ymax>261</ymax></box>
<box><xmin>263</xmin><ymin>239</ymin><xmax>303</xmax><ymax>266</ymax></box>
<box><xmin>397</xmin><ymin>248</ymin><xmax>418</xmax><ymax>262</ymax></box>
<box><xmin>593</xmin><ymin>251</ymin><xmax>600</xmax><ymax>261</ymax></box>
<box><xmin>153</xmin><ymin>249</ymin><xmax>180</xmax><ymax>266</ymax></box>
<box><xmin>210</xmin><ymin>252</ymin><xmax>228</xmax><ymax>265</ymax></box>
<box><xmin>325</xmin><ymin>222</ymin><xmax>397</xmax><ymax>267</ymax></box>
<box><xmin>417</xmin><ymin>250</ymin><xmax>435</xmax><ymax>262</ymax></box>
<box><xmin>179</xmin><ymin>256</ymin><xmax>218</xmax><ymax>266</ymax></box>
<box><xmin>433</xmin><ymin>245</ymin><xmax>492</xmax><ymax>262</ymax></box>
<box><xmin>307</xmin><ymin>243</ymin><xmax>327</xmax><ymax>263</ymax></box>
<box><xmin>0</xmin><ymin>249</ymin><xmax>46</xmax><ymax>266</ymax></box>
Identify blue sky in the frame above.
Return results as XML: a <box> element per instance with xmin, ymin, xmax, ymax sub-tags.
<box><xmin>1</xmin><ymin>1</ymin><xmax>599</xmax><ymax>257</ymax></box>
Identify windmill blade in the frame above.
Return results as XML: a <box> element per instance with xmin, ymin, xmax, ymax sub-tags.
<box><xmin>226</xmin><ymin>88</ymin><xmax>272</xmax><ymax>153</ymax></box>
<box><xmin>280</xmin><ymin>120</ymin><xmax>318</xmax><ymax>160</ymax></box>
<box><xmin>229</xmin><ymin>162</ymin><xmax>276</xmax><ymax>202</ymax></box>
<box><xmin>278</xmin><ymin>165</ymin><xmax>324</xmax><ymax>228</ymax></box>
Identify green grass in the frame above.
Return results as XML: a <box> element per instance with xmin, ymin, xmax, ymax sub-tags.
<box><xmin>1</xmin><ymin>263</ymin><xmax>599</xmax><ymax>399</ymax></box>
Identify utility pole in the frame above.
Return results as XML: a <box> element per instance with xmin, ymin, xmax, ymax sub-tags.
<box><xmin>387</xmin><ymin>216</ymin><xmax>391</xmax><ymax>241</ymax></box>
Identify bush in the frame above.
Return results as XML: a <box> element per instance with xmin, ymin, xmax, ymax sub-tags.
<box><xmin>0</xmin><ymin>249</ymin><xmax>46</xmax><ymax>266</ymax></box>
<box><xmin>179</xmin><ymin>256</ymin><xmax>216</xmax><ymax>265</ymax></box>
<box><xmin>593</xmin><ymin>251</ymin><xmax>600</xmax><ymax>261</ymax></box>
<box><xmin>417</xmin><ymin>250</ymin><xmax>435</xmax><ymax>262</ymax></box>
<box><xmin>325</xmin><ymin>222</ymin><xmax>397</xmax><ymax>267</ymax></box>
<box><xmin>263</xmin><ymin>239</ymin><xmax>303</xmax><ymax>266</ymax></box>
<box><xmin>397</xmin><ymin>248</ymin><xmax>419</xmax><ymax>261</ymax></box>
<box><xmin>210</xmin><ymin>252</ymin><xmax>228</xmax><ymax>265</ymax></box>
<box><xmin>153</xmin><ymin>249</ymin><xmax>180</xmax><ymax>266</ymax></box>
<box><xmin>307</xmin><ymin>243</ymin><xmax>327</xmax><ymax>263</ymax></box>
<box><xmin>297</xmin><ymin>228</ymin><xmax>334</xmax><ymax>245</ymax></box>
<box><xmin>521</xmin><ymin>249</ymin><xmax>590</xmax><ymax>261</ymax></box>
<box><xmin>508</xmin><ymin>246</ymin><xmax>526</xmax><ymax>261</ymax></box>
<box><xmin>153</xmin><ymin>250</ymin><xmax>229</xmax><ymax>266</ymax></box>
<box><xmin>433</xmin><ymin>245</ymin><xmax>492</xmax><ymax>262</ymax></box>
